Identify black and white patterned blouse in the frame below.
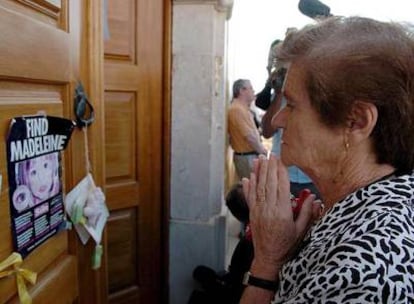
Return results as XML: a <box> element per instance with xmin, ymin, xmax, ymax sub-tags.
<box><xmin>273</xmin><ymin>173</ymin><xmax>414</xmax><ymax>303</ymax></box>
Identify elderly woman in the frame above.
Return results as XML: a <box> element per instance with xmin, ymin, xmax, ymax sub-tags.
<box><xmin>240</xmin><ymin>17</ymin><xmax>414</xmax><ymax>303</ymax></box>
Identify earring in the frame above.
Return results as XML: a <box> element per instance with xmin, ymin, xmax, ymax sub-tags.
<box><xmin>345</xmin><ymin>141</ymin><xmax>350</xmax><ymax>150</ymax></box>
<box><xmin>333</xmin><ymin>136</ymin><xmax>350</xmax><ymax>184</ymax></box>
<box><xmin>344</xmin><ymin>133</ymin><xmax>350</xmax><ymax>151</ymax></box>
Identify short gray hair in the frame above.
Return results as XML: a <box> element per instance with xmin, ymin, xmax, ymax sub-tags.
<box><xmin>278</xmin><ymin>16</ymin><xmax>414</xmax><ymax>174</ymax></box>
<box><xmin>232</xmin><ymin>79</ymin><xmax>249</xmax><ymax>98</ymax></box>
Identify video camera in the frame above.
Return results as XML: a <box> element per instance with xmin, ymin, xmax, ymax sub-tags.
<box><xmin>271</xmin><ymin>68</ymin><xmax>287</xmax><ymax>94</ymax></box>
<box><xmin>255</xmin><ymin>67</ymin><xmax>287</xmax><ymax>110</ymax></box>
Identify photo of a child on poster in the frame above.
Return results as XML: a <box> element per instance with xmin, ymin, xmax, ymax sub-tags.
<box><xmin>13</xmin><ymin>152</ymin><xmax>60</xmax><ymax>212</ymax></box>
<box><xmin>6</xmin><ymin>115</ymin><xmax>74</xmax><ymax>258</ymax></box>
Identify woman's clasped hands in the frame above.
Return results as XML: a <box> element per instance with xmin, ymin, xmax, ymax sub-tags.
<box><xmin>241</xmin><ymin>154</ymin><xmax>321</xmax><ymax>273</ymax></box>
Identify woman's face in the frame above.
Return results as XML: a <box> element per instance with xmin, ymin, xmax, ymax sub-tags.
<box><xmin>271</xmin><ymin>63</ymin><xmax>344</xmax><ymax>176</ymax></box>
<box><xmin>27</xmin><ymin>155</ymin><xmax>54</xmax><ymax>201</ymax></box>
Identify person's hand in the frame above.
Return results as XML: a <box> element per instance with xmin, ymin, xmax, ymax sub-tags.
<box><xmin>241</xmin><ymin>154</ymin><xmax>320</xmax><ymax>274</ymax></box>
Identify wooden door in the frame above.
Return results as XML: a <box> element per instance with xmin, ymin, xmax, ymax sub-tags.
<box><xmin>0</xmin><ymin>0</ymin><xmax>86</xmax><ymax>303</ymax></box>
<box><xmin>104</xmin><ymin>0</ymin><xmax>165</xmax><ymax>303</ymax></box>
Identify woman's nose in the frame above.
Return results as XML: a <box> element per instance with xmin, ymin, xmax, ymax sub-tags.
<box><xmin>271</xmin><ymin>107</ymin><xmax>287</xmax><ymax>130</ymax></box>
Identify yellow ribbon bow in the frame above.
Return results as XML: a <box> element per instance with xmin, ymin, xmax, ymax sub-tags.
<box><xmin>0</xmin><ymin>252</ymin><xmax>37</xmax><ymax>304</ymax></box>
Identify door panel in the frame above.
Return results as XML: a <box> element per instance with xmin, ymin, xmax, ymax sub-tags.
<box><xmin>0</xmin><ymin>0</ymin><xmax>67</xmax><ymax>28</ymax></box>
<box><xmin>104</xmin><ymin>0</ymin><xmax>164</xmax><ymax>303</ymax></box>
<box><xmin>0</xmin><ymin>2</ymin><xmax>69</xmax><ymax>80</ymax></box>
<box><xmin>0</xmin><ymin>1</ymin><xmax>78</xmax><ymax>303</ymax></box>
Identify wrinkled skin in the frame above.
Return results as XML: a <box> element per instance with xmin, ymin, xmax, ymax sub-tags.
<box><xmin>242</xmin><ymin>154</ymin><xmax>321</xmax><ymax>270</ymax></box>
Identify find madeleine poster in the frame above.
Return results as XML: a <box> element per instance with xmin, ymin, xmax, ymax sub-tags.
<box><xmin>6</xmin><ymin>115</ymin><xmax>75</xmax><ymax>258</ymax></box>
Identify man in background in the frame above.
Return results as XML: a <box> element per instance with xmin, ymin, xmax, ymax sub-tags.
<box><xmin>258</xmin><ymin>38</ymin><xmax>319</xmax><ymax>198</ymax></box>
<box><xmin>228</xmin><ymin>79</ymin><xmax>267</xmax><ymax>179</ymax></box>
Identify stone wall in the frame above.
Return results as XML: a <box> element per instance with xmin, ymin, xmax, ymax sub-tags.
<box><xmin>170</xmin><ymin>1</ymin><xmax>233</xmax><ymax>303</ymax></box>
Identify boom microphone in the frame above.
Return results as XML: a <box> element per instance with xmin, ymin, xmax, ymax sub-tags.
<box><xmin>298</xmin><ymin>0</ymin><xmax>332</xmax><ymax>19</ymax></box>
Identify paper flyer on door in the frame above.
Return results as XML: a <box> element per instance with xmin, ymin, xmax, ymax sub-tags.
<box><xmin>6</xmin><ymin>115</ymin><xmax>75</xmax><ymax>258</ymax></box>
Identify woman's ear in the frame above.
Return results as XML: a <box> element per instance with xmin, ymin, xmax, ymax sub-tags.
<box><xmin>347</xmin><ymin>101</ymin><xmax>378</xmax><ymax>140</ymax></box>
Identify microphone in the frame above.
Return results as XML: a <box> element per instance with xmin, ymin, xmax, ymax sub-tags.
<box><xmin>298</xmin><ymin>0</ymin><xmax>332</xmax><ymax>19</ymax></box>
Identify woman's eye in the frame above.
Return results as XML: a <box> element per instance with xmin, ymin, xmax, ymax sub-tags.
<box><xmin>30</xmin><ymin>170</ymin><xmax>37</xmax><ymax>176</ymax></box>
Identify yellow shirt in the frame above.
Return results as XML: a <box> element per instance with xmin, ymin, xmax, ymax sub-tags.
<box><xmin>227</xmin><ymin>101</ymin><xmax>260</xmax><ymax>153</ymax></box>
